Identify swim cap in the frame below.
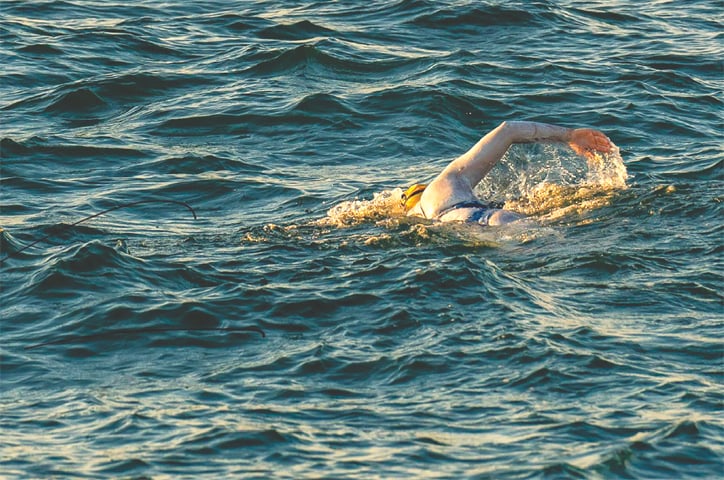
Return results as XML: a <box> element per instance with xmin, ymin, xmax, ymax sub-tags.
<box><xmin>401</xmin><ymin>184</ymin><xmax>427</xmax><ymax>211</ymax></box>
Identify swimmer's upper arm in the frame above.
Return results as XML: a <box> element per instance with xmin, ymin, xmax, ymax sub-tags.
<box><xmin>420</xmin><ymin>121</ymin><xmax>576</xmax><ymax>217</ymax></box>
<box><xmin>437</xmin><ymin>121</ymin><xmax>514</xmax><ymax>189</ymax></box>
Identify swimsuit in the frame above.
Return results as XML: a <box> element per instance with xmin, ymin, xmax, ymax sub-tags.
<box><xmin>435</xmin><ymin>200</ymin><xmax>505</xmax><ymax>225</ymax></box>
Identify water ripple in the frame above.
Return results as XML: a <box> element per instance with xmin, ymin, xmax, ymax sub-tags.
<box><xmin>2</xmin><ymin>0</ymin><xmax>722</xmax><ymax>478</ymax></box>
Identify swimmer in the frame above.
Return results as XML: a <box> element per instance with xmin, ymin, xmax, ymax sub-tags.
<box><xmin>401</xmin><ymin>121</ymin><xmax>613</xmax><ymax>225</ymax></box>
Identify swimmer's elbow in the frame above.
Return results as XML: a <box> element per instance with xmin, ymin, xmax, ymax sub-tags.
<box><xmin>493</xmin><ymin>120</ymin><xmax>529</xmax><ymax>145</ymax></box>
<box><xmin>496</xmin><ymin>121</ymin><xmax>525</xmax><ymax>143</ymax></box>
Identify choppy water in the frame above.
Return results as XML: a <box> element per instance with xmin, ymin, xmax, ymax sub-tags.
<box><xmin>1</xmin><ymin>1</ymin><xmax>722</xmax><ymax>478</ymax></box>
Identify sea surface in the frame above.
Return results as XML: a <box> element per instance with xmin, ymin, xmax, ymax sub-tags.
<box><xmin>1</xmin><ymin>1</ymin><xmax>722</xmax><ymax>478</ymax></box>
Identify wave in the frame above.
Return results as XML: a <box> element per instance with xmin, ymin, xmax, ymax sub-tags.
<box><xmin>561</xmin><ymin>418</ymin><xmax>721</xmax><ymax>477</ymax></box>
<box><xmin>0</xmin><ymin>137</ymin><xmax>147</xmax><ymax>162</ymax></box>
<box><xmin>67</xmin><ymin>29</ymin><xmax>183</xmax><ymax>57</ymax></box>
<box><xmin>567</xmin><ymin>6</ymin><xmax>644</xmax><ymax>24</ymax></box>
<box><xmin>292</xmin><ymin>92</ymin><xmax>357</xmax><ymax>116</ymax></box>
<box><xmin>152</xmin><ymin>112</ymin><xmax>347</xmax><ymax>137</ymax></box>
<box><xmin>153</xmin><ymin>92</ymin><xmax>362</xmax><ymax>136</ymax></box>
<box><xmin>244</xmin><ymin>42</ymin><xmax>426</xmax><ymax>78</ymax></box>
<box><xmin>120</xmin><ymin>153</ymin><xmax>267</xmax><ymax>176</ymax></box>
<box><xmin>409</xmin><ymin>5</ymin><xmax>541</xmax><ymax>30</ymax></box>
<box><xmin>4</xmin><ymin>72</ymin><xmax>213</xmax><ymax>115</ymax></box>
<box><xmin>12</xmin><ymin>241</ymin><xmax>136</xmax><ymax>302</ymax></box>
<box><xmin>358</xmin><ymin>84</ymin><xmax>510</xmax><ymax>128</ymax></box>
<box><xmin>17</xmin><ymin>43</ymin><xmax>64</xmax><ymax>55</ymax></box>
<box><xmin>44</xmin><ymin>87</ymin><xmax>108</xmax><ymax>113</ymax></box>
<box><xmin>258</xmin><ymin>19</ymin><xmax>337</xmax><ymax>41</ymax></box>
<box><xmin>0</xmin><ymin>227</ymin><xmax>29</xmax><ymax>260</ymax></box>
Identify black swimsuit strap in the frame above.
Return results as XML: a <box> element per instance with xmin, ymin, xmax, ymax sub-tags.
<box><xmin>450</xmin><ymin>201</ymin><xmax>488</xmax><ymax>210</ymax></box>
<box><xmin>436</xmin><ymin>200</ymin><xmax>504</xmax><ymax>219</ymax></box>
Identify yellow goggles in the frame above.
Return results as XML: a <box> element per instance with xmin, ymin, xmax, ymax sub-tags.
<box><xmin>401</xmin><ymin>184</ymin><xmax>427</xmax><ymax>210</ymax></box>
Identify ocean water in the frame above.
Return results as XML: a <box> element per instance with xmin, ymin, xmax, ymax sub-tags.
<box><xmin>1</xmin><ymin>0</ymin><xmax>722</xmax><ymax>478</ymax></box>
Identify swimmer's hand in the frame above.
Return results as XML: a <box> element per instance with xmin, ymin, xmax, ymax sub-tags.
<box><xmin>568</xmin><ymin>128</ymin><xmax>613</xmax><ymax>159</ymax></box>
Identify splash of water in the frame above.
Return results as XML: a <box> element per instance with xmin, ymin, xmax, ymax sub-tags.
<box><xmin>316</xmin><ymin>188</ymin><xmax>406</xmax><ymax>228</ymax></box>
<box><xmin>481</xmin><ymin>143</ymin><xmax>628</xmax><ymax>219</ymax></box>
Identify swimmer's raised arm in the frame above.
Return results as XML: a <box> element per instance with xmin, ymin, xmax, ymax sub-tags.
<box><xmin>438</xmin><ymin>121</ymin><xmax>612</xmax><ymax>190</ymax></box>
<box><xmin>409</xmin><ymin>120</ymin><xmax>613</xmax><ymax>219</ymax></box>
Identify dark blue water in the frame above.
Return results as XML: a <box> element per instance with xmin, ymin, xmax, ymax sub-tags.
<box><xmin>1</xmin><ymin>1</ymin><xmax>722</xmax><ymax>478</ymax></box>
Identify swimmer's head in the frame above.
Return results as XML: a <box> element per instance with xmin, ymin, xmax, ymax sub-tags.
<box><xmin>401</xmin><ymin>183</ymin><xmax>427</xmax><ymax>211</ymax></box>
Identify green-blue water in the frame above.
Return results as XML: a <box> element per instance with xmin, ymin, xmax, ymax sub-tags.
<box><xmin>1</xmin><ymin>1</ymin><xmax>722</xmax><ymax>478</ymax></box>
